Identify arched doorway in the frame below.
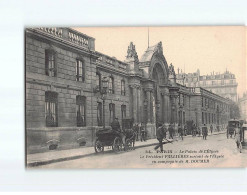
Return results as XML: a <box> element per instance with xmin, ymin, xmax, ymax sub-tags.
<box><xmin>151</xmin><ymin>63</ymin><xmax>167</xmax><ymax>125</ymax></box>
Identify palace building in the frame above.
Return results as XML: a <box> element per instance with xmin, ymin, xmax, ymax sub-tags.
<box><xmin>25</xmin><ymin>28</ymin><xmax>231</xmax><ymax>153</ymax></box>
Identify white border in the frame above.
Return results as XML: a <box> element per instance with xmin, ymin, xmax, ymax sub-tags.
<box><xmin>0</xmin><ymin>0</ymin><xmax>247</xmax><ymax>192</ymax></box>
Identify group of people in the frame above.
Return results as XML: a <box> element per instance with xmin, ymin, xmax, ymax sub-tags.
<box><xmin>132</xmin><ymin>123</ymin><xmax>146</xmax><ymax>142</ymax></box>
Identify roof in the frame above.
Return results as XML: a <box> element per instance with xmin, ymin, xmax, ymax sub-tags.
<box><xmin>140</xmin><ymin>42</ymin><xmax>162</xmax><ymax>62</ymax></box>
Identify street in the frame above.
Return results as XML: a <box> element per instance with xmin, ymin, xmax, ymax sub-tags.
<box><xmin>37</xmin><ymin>133</ymin><xmax>247</xmax><ymax>169</ymax></box>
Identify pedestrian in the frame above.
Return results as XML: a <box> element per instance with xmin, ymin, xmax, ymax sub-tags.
<box><xmin>192</xmin><ymin>124</ymin><xmax>197</xmax><ymax>137</ymax></box>
<box><xmin>234</xmin><ymin>123</ymin><xmax>242</xmax><ymax>149</ymax></box>
<box><xmin>184</xmin><ymin>124</ymin><xmax>187</xmax><ymax>136</ymax></box>
<box><xmin>210</xmin><ymin>124</ymin><xmax>213</xmax><ymax>134</ymax></box>
<box><xmin>197</xmin><ymin>126</ymin><xmax>201</xmax><ymax>137</ymax></box>
<box><xmin>140</xmin><ymin>122</ymin><xmax>146</xmax><ymax>142</ymax></box>
<box><xmin>155</xmin><ymin>123</ymin><xmax>166</xmax><ymax>151</ymax></box>
<box><xmin>202</xmin><ymin>124</ymin><xmax>208</xmax><ymax>140</ymax></box>
<box><xmin>168</xmin><ymin>123</ymin><xmax>174</xmax><ymax>139</ymax></box>
<box><xmin>178</xmin><ymin>124</ymin><xmax>183</xmax><ymax>140</ymax></box>
<box><xmin>133</xmin><ymin>124</ymin><xmax>139</xmax><ymax>141</ymax></box>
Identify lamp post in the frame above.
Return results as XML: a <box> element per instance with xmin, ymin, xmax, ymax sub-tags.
<box><xmin>101</xmin><ymin>77</ymin><xmax>109</xmax><ymax>130</ymax></box>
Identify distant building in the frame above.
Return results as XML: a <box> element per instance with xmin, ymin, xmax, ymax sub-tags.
<box><xmin>177</xmin><ymin>69</ymin><xmax>238</xmax><ymax>102</ymax></box>
<box><xmin>239</xmin><ymin>92</ymin><xmax>247</xmax><ymax>121</ymax></box>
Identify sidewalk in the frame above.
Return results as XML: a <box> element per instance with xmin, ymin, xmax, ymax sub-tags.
<box><xmin>27</xmin><ymin>130</ymin><xmax>226</xmax><ymax>167</ymax></box>
<box><xmin>27</xmin><ymin>138</ymin><xmax>160</xmax><ymax>167</ymax></box>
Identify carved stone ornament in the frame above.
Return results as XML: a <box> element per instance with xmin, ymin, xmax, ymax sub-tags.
<box><xmin>126</xmin><ymin>42</ymin><xmax>139</xmax><ymax>63</ymax></box>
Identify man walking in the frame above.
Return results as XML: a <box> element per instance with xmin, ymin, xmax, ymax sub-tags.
<box><xmin>168</xmin><ymin>123</ymin><xmax>174</xmax><ymax>139</ymax></box>
<box><xmin>210</xmin><ymin>124</ymin><xmax>213</xmax><ymax>134</ymax></box>
<box><xmin>202</xmin><ymin>124</ymin><xmax>208</xmax><ymax>140</ymax></box>
<box><xmin>140</xmin><ymin>122</ymin><xmax>146</xmax><ymax>142</ymax></box>
<box><xmin>156</xmin><ymin>123</ymin><xmax>166</xmax><ymax>152</ymax></box>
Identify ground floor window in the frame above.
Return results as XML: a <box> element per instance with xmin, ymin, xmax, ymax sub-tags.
<box><xmin>45</xmin><ymin>91</ymin><xmax>58</xmax><ymax>127</ymax></box>
<box><xmin>121</xmin><ymin>105</ymin><xmax>126</xmax><ymax>120</ymax></box>
<box><xmin>76</xmin><ymin>96</ymin><xmax>86</xmax><ymax>127</ymax></box>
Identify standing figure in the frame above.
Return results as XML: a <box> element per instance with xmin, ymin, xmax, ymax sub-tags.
<box><xmin>168</xmin><ymin>123</ymin><xmax>174</xmax><ymax>139</ymax></box>
<box><xmin>178</xmin><ymin>124</ymin><xmax>183</xmax><ymax>140</ymax></box>
<box><xmin>197</xmin><ymin>126</ymin><xmax>201</xmax><ymax>137</ymax></box>
<box><xmin>156</xmin><ymin>123</ymin><xmax>166</xmax><ymax>151</ymax></box>
<box><xmin>140</xmin><ymin>122</ymin><xmax>146</xmax><ymax>142</ymax></box>
<box><xmin>234</xmin><ymin>123</ymin><xmax>242</xmax><ymax>149</ymax></box>
<box><xmin>192</xmin><ymin>124</ymin><xmax>197</xmax><ymax>137</ymax></box>
<box><xmin>210</xmin><ymin>124</ymin><xmax>213</xmax><ymax>134</ymax></box>
<box><xmin>202</xmin><ymin>124</ymin><xmax>208</xmax><ymax>140</ymax></box>
<box><xmin>184</xmin><ymin>124</ymin><xmax>187</xmax><ymax>136</ymax></box>
<box><xmin>111</xmin><ymin>117</ymin><xmax>126</xmax><ymax>146</ymax></box>
<box><xmin>133</xmin><ymin>124</ymin><xmax>139</xmax><ymax>141</ymax></box>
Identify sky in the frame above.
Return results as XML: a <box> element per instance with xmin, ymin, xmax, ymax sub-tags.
<box><xmin>74</xmin><ymin>26</ymin><xmax>246</xmax><ymax>97</ymax></box>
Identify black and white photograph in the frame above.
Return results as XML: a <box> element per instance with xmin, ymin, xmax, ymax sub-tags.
<box><xmin>25</xmin><ymin>26</ymin><xmax>247</xmax><ymax>168</ymax></box>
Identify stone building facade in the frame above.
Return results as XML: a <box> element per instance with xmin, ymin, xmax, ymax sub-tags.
<box><xmin>239</xmin><ymin>92</ymin><xmax>247</xmax><ymax>121</ymax></box>
<box><xmin>177</xmin><ymin>69</ymin><xmax>238</xmax><ymax>102</ymax></box>
<box><xmin>25</xmin><ymin>28</ymin><xmax>231</xmax><ymax>154</ymax></box>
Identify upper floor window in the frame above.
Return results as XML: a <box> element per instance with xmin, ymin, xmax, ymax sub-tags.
<box><xmin>76</xmin><ymin>95</ymin><xmax>86</xmax><ymax>127</ymax></box>
<box><xmin>45</xmin><ymin>91</ymin><xmax>58</xmax><ymax>127</ymax></box>
<box><xmin>45</xmin><ymin>49</ymin><xmax>57</xmax><ymax>77</ymax></box>
<box><xmin>108</xmin><ymin>76</ymin><xmax>114</xmax><ymax>94</ymax></box>
<box><xmin>76</xmin><ymin>59</ymin><xmax>85</xmax><ymax>82</ymax></box>
<box><xmin>96</xmin><ymin>71</ymin><xmax>101</xmax><ymax>91</ymax></box>
<box><xmin>121</xmin><ymin>79</ymin><xmax>126</xmax><ymax>95</ymax></box>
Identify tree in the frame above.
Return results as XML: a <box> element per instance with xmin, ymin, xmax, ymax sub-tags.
<box><xmin>229</xmin><ymin>102</ymin><xmax>240</xmax><ymax>119</ymax></box>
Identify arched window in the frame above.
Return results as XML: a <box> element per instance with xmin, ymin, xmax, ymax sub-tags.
<box><xmin>108</xmin><ymin>76</ymin><xmax>114</xmax><ymax>94</ymax></box>
<box><xmin>45</xmin><ymin>49</ymin><xmax>57</xmax><ymax>77</ymax></box>
<box><xmin>76</xmin><ymin>59</ymin><xmax>85</xmax><ymax>82</ymax></box>
<box><xmin>121</xmin><ymin>79</ymin><xmax>125</xmax><ymax>95</ymax></box>
<box><xmin>96</xmin><ymin>71</ymin><xmax>101</xmax><ymax>91</ymax></box>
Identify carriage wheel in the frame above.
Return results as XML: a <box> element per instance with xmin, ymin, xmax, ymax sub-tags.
<box><xmin>112</xmin><ymin>137</ymin><xmax>122</xmax><ymax>153</ymax></box>
<box><xmin>95</xmin><ymin>140</ymin><xmax>104</xmax><ymax>153</ymax></box>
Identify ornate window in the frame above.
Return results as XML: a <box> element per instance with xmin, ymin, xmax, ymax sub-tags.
<box><xmin>109</xmin><ymin>103</ymin><xmax>115</xmax><ymax>123</ymax></box>
<box><xmin>96</xmin><ymin>71</ymin><xmax>101</xmax><ymax>91</ymax></box>
<box><xmin>108</xmin><ymin>76</ymin><xmax>114</xmax><ymax>94</ymax></box>
<box><xmin>121</xmin><ymin>79</ymin><xmax>126</xmax><ymax>95</ymax></box>
<box><xmin>76</xmin><ymin>59</ymin><xmax>85</xmax><ymax>82</ymax></box>
<box><xmin>45</xmin><ymin>91</ymin><xmax>58</xmax><ymax>127</ymax></box>
<box><xmin>121</xmin><ymin>105</ymin><xmax>126</xmax><ymax>119</ymax></box>
<box><xmin>45</xmin><ymin>49</ymin><xmax>57</xmax><ymax>77</ymax></box>
<box><xmin>76</xmin><ymin>96</ymin><xmax>86</xmax><ymax>127</ymax></box>
<box><xmin>97</xmin><ymin>102</ymin><xmax>103</xmax><ymax>126</ymax></box>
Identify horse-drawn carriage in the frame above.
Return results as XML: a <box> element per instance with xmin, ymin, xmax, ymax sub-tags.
<box><xmin>94</xmin><ymin>118</ymin><xmax>136</xmax><ymax>153</ymax></box>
